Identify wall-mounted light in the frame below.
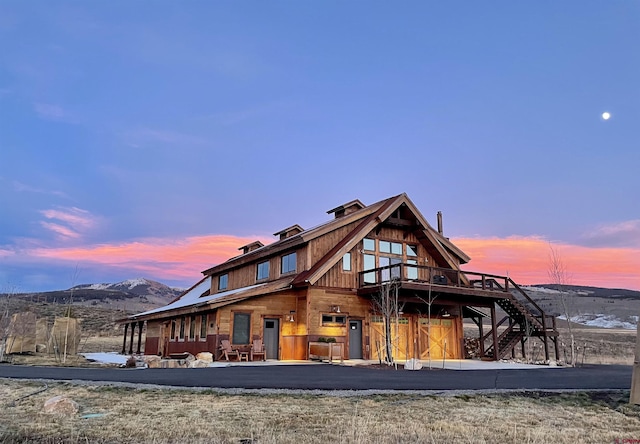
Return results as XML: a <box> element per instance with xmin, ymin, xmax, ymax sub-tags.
<box><xmin>441</xmin><ymin>310</ymin><xmax>451</xmax><ymax>318</ymax></box>
<box><xmin>288</xmin><ymin>310</ymin><xmax>296</xmax><ymax>322</ymax></box>
<box><xmin>330</xmin><ymin>305</ymin><xmax>341</xmax><ymax>313</ymax></box>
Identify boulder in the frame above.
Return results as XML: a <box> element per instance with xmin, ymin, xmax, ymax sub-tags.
<box><xmin>160</xmin><ymin>359</ymin><xmax>187</xmax><ymax>369</ymax></box>
<box><xmin>404</xmin><ymin>358</ymin><xmax>423</xmax><ymax>371</ymax></box>
<box><xmin>188</xmin><ymin>359</ymin><xmax>209</xmax><ymax>368</ymax></box>
<box><xmin>142</xmin><ymin>355</ymin><xmax>162</xmax><ymax>368</ymax></box>
<box><xmin>44</xmin><ymin>396</ymin><xmax>79</xmax><ymax>415</ymax></box>
<box><xmin>196</xmin><ymin>352</ymin><xmax>213</xmax><ymax>363</ymax></box>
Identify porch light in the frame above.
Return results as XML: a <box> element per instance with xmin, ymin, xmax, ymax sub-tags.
<box><xmin>288</xmin><ymin>311</ymin><xmax>296</xmax><ymax>322</ymax></box>
<box><xmin>330</xmin><ymin>305</ymin><xmax>341</xmax><ymax>313</ymax></box>
<box><xmin>441</xmin><ymin>310</ymin><xmax>451</xmax><ymax>318</ymax></box>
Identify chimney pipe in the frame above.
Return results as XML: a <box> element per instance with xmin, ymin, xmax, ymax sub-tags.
<box><xmin>437</xmin><ymin>211</ymin><xmax>443</xmax><ymax>235</ymax></box>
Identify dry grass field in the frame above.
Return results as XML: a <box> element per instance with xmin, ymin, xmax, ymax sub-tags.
<box><xmin>1</xmin><ymin>380</ymin><xmax>640</xmax><ymax>444</ymax></box>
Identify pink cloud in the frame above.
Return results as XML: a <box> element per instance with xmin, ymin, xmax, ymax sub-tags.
<box><xmin>455</xmin><ymin>236</ymin><xmax>640</xmax><ymax>290</ymax></box>
<box><xmin>29</xmin><ymin>234</ymin><xmax>272</xmax><ymax>282</ymax></box>
<box><xmin>39</xmin><ymin>206</ymin><xmax>99</xmax><ymax>240</ymax></box>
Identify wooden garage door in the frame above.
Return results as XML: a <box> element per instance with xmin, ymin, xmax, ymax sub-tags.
<box><xmin>418</xmin><ymin>318</ymin><xmax>458</xmax><ymax>360</ymax></box>
<box><xmin>370</xmin><ymin>316</ymin><xmax>412</xmax><ymax>361</ymax></box>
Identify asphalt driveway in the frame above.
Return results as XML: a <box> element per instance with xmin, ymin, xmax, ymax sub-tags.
<box><xmin>0</xmin><ymin>363</ymin><xmax>632</xmax><ymax>391</ymax></box>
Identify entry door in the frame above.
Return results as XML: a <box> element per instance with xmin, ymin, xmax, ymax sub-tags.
<box><xmin>263</xmin><ymin>318</ymin><xmax>280</xmax><ymax>360</ymax></box>
<box><xmin>348</xmin><ymin>320</ymin><xmax>363</xmax><ymax>359</ymax></box>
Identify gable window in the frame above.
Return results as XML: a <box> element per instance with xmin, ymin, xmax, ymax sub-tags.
<box><xmin>342</xmin><ymin>253</ymin><xmax>351</xmax><ymax>271</ymax></box>
<box><xmin>363</xmin><ymin>238</ymin><xmax>375</xmax><ymax>251</ymax></box>
<box><xmin>281</xmin><ymin>252</ymin><xmax>297</xmax><ymax>274</ymax></box>
<box><xmin>219</xmin><ymin>274</ymin><xmax>228</xmax><ymax>291</ymax></box>
<box><xmin>407</xmin><ymin>245</ymin><xmax>418</xmax><ymax>257</ymax></box>
<box><xmin>200</xmin><ymin>315</ymin><xmax>207</xmax><ymax>340</ymax></box>
<box><xmin>256</xmin><ymin>261</ymin><xmax>270</xmax><ymax>280</ymax></box>
<box><xmin>232</xmin><ymin>312</ymin><xmax>251</xmax><ymax>345</ymax></box>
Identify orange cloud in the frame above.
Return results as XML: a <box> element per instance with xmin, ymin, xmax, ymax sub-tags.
<box><xmin>455</xmin><ymin>236</ymin><xmax>640</xmax><ymax>290</ymax></box>
<box><xmin>29</xmin><ymin>234</ymin><xmax>272</xmax><ymax>282</ymax></box>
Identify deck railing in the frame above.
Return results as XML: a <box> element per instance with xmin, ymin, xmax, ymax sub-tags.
<box><xmin>357</xmin><ymin>263</ymin><xmax>511</xmax><ymax>292</ymax></box>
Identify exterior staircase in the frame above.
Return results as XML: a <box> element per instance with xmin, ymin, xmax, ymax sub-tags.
<box><xmin>477</xmin><ymin>279</ymin><xmax>558</xmax><ymax>361</ymax></box>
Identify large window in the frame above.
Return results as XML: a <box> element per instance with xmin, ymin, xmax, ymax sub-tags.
<box><xmin>256</xmin><ymin>261</ymin><xmax>270</xmax><ymax>280</ymax></box>
<box><xmin>232</xmin><ymin>312</ymin><xmax>251</xmax><ymax>345</ymax></box>
<box><xmin>363</xmin><ymin>254</ymin><xmax>376</xmax><ymax>284</ymax></box>
<box><xmin>281</xmin><ymin>252</ymin><xmax>297</xmax><ymax>274</ymax></box>
<box><xmin>170</xmin><ymin>320</ymin><xmax>176</xmax><ymax>340</ymax></box>
<box><xmin>363</xmin><ymin>238</ymin><xmax>375</xmax><ymax>251</ymax></box>
<box><xmin>219</xmin><ymin>274</ymin><xmax>228</xmax><ymax>291</ymax></box>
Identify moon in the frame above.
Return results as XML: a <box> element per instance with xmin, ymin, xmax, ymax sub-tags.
<box><xmin>602</xmin><ymin>112</ymin><xmax>611</xmax><ymax>120</ymax></box>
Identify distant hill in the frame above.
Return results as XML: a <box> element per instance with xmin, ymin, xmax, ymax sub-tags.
<box><xmin>5</xmin><ymin>278</ymin><xmax>183</xmax><ymax>313</ymax></box>
<box><xmin>521</xmin><ymin>284</ymin><xmax>640</xmax><ymax>330</ymax></box>
<box><xmin>530</xmin><ymin>284</ymin><xmax>640</xmax><ymax>300</ymax></box>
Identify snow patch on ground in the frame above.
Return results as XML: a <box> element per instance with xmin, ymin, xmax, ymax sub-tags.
<box><xmin>558</xmin><ymin>314</ymin><xmax>638</xmax><ymax>330</ymax></box>
<box><xmin>81</xmin><ymin>352</ymin><xmax>129</xmax><ymax>365</ymax></box>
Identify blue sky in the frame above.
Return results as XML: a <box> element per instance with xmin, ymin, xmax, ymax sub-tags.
<box><xmin>1</xmin><ymin>1</ymin><xmax>639</xmax><ymax>291</ymax></box>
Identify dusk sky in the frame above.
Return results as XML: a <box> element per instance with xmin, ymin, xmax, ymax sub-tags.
<box><xmin>1</xmin><ymin>2</ymin><xmax>638</xmax><ymax>292</ymax></box>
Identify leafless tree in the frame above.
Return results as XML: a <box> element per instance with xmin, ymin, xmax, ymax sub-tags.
<box><xmin>371</xmin><ymin>279</ymin><xmax>403</xmax><ymax>366</ymax></box>
<box><xmin>0</xmin><ymin>284</ymin><xmax>17</xmax><ymax>362</ymax></box>
<box><xmin>548</xmin><ymin>244</ymin><xmax>576</xmax><ymax>366</ymax></box>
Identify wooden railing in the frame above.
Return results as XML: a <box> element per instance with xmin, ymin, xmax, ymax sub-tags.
<box><xmin>357</xmin><ymin>263</ymin><xmax>512</xmax><ymax>293</ymax></box>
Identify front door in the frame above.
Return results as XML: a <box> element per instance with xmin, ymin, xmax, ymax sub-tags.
<box><xmin>349</xmin><ymin>320</ymin><xmax>363</xmax><ymax>359</ymax></box>
<box><xmin>263</xmin><ymin>318</ymin><xmax>280</xmax><ymax>360</ymax></box>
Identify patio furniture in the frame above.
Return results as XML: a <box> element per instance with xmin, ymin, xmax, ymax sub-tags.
<box><xmin>250</xmin><ymin>339</ymin><xmax>266</xmax><ymax>361</ymax></box>
<box><xmin>219</xmin><ymin>340</ymin><xmax>240</xmax><ymax>361</ymax></box>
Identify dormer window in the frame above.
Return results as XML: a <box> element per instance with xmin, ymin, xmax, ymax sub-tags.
<box><xmin>238</xmin><ymin>241</ymin><xmax>264</xmax><ymax>255</ymax></box>
<box><xmin>327</xmin><ymin>199</ymin><xmax>365</xmax><ymax>219</ymax></box>
<box><xmin>256</xmin><ymin>261</ymin><xmax>270</xmax><ymax>281</ymax></box>
<box><xmin>281</xmin><ymin>252</ymin><xmax>297</xmax><ymax>274</ymax></box>
<box><xmin>218</xmin><ymin>274</ymin><xmax>228</xmax><ymax>291</ymax></box>
<box><xmin>273</xmin><ymin>225</ymin><xmax>304</xmax><ymax>240</ymax></box>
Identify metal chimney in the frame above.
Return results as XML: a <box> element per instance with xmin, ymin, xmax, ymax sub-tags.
<box><xmin>437</xmin><ymin>211</ymin><xmax>443</xmax><ymax>235</ymax></box>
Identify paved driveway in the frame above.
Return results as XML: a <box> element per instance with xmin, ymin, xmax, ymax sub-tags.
<box><xmin>0</xmin><ymin>363</ymin><xmax>632</xmax><ymax>391</ymax></box>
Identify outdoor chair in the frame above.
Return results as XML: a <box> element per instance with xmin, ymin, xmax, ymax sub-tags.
<box><xmin>250</xmin><ymin>339</ymin><xmax>266</xmax><ymax>361</ymax></box>
<box><xmin>219</xmin><ymin>339</ymin><xmax>240</xmax><ymax>361</ymax></box>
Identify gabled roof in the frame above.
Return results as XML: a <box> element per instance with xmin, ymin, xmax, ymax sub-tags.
<box><xmin>292</xmin><ymin>193</ymin><xmax>470</xmax><ymax>287</ymax></box>
<box><xmin>202</xmin><ymin>193</ymin><xmax>471</xmax><ymax>285</ymax></box>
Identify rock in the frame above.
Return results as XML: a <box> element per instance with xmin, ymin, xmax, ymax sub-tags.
<box><xmin>44</xmin><ymin>396</ymin><xmax>79</xmax><ymax>415</ymax></box>
<box><xmin>405</xmin><ymin>358</ymin><xmax>423</xmax><ymax>371</ymax></box>
<box><xmin>160</xmin><ymin>359</ymin><xmax>187</xmax><ymax>369</ymax></box>
<box><xmin>188</xmin><ymin>359</ymin><xmax>209</xmax><ymax>368</ymax></box>
<box><xmin>196</xmin><ymin>352</ymin><xmax>213</xmax><ymax>363</ymax></box>
<box><xmin>143</xmin><ymin>355</ymin><xmax>162</xmax><ymax>368</ymax></box>
<box><xmin>36</xmin><ymin>344</ymin><xmax>47</xmax><ymax>353</ymax></box>
<box><xmin>548</xmin><ymin>360</ymin><xmax>558</xmax><ymax>367</ymax></box>
<box><xmin>184</xmin><ymin>353</ymin><xmax>196</xmax><ymax>363</ymax></box>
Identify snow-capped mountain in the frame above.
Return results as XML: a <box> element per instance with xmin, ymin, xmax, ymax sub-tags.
<box><xmin>72</xmin><ymin>278</ymin><xmax>183</xmax><ymax>298</ymax></box>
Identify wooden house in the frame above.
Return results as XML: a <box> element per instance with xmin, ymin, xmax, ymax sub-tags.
<box><xmin>121</xmin><ymin>193</ymin><xmax>559</xmax><ymax>362</ymax></box>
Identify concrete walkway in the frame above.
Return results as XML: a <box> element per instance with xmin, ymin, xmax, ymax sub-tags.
<box><xmin>209</xmin><ymin>358</ymin><xmax>559</xmax><ymax>370</ymax></box>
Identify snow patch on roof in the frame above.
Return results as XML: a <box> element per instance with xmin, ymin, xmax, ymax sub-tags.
<box><xmin>132</xmin><ymin>278</ymin><xmax>266</xmax><ymax>318</ymax></box>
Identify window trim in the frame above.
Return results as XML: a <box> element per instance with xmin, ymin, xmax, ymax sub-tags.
<box><xmin>199</xmin><ymin>315</ymin><xmax>207</xmax><ymax>341</ymax></box>
<box><xmin>189</xmin><ymin>315</ymin><xmax>197</xmax><ymax>340</ymax></box>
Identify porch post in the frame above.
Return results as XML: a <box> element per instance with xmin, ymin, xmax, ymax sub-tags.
<box><xmin>542</xmin><ymin>314</ymin><xmax>550</xmax><ymax>362</ymax></box>
<box><xmin>121</xmin><ymin>323</ymin><xmax>129</xmax><ymax>354</ymax></box>
<box><xmin>552</xmin><ymin>317</ymin><xmax>560</xmax><ymax>361</ymax></box>
<box><xmin>128</xmin><ymin>322</ymin><xmax>135</xmax><ymax>354</ymax></box>
<box><xmin>490</xmin><ymin>304</ymin><xmax>499</xmax><ymax>361</ymax></box>
<box><xmin>136</xmin><ymin>320</ymin><xmax>144</xmax><ymax>354</ymax></box>
<box><xmin>477</xmin><ymin>317</ymin><xmax>484</xmax><ymax>356</ymax></box>
<box><xmin>521</xmin><ymin>338</ymin><xmax>526</xmax><ymax>359</ymax></box>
